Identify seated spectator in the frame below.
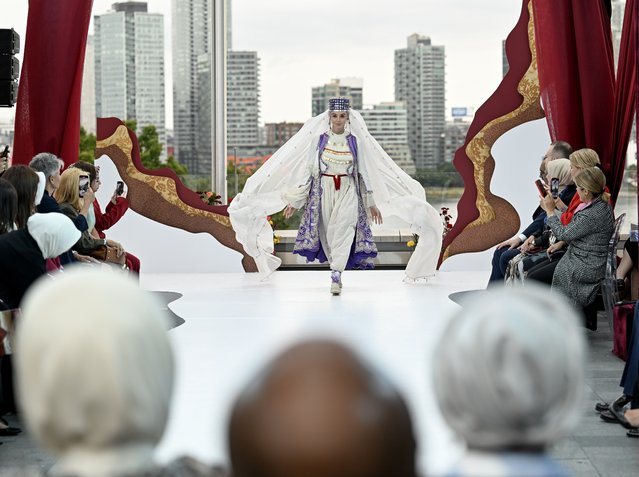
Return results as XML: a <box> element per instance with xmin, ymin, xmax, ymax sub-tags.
<box><xmin>540</xmin><ymin>167</ymin><xmax>614</xmax><ymax>307</ymax></box>
<box><xmin>0</xmin><ymin>213</ymin><xmax>80</xmax><ymax>309</ymax></box>
<box><xmin>229</xmin><ymin>340</ymin><xmax>417</xmax><ymax>477</ymax></box>
<box><xmin>487</xmin><ymin>140</ymin><xmax>573</xmax><ymax>285</ymax></box>
<box><xmin>503</xmin><ymin>158</ymin><xmax>576</xmax><ymax>282</ymax></box>
<box><xmin>72</xmin><ymin>161</ymin><xmax>140</xmax><ymax>273</ymax></box>
<box><xmin>13</xmin><ymin>269</ymin><xmax>222</xmax><ymax>477</ymax></box>
<box><xmin>433</xmin><ymin>284</ymin><xmax>585</xmax><ymax>477</ymax></box>
<box><xmin>0</xmin><ymin>178</ymin><xmax>17</xmax><ymax>235</ymax></box>
<box><xmin>1</xmin><ymin>165</ymin><xmax>40</xmax><ymax>230</ymax></box>
<box><xmin>0</xmin><ymin>178</ymin><xmax>19</xmax><ymax>437</ymax></box>
<box><xmin>30</xmin><ymin>152</ymin><xmax>90</xmax><ymax>233</ymax></box>
<box><xmin>54</xmin><ymin>168</ymin><xmax>128</xmax><ymax>269</ymax></box>
<box><xmin>526</xmin><ymin>148</ymin><xmax>604</xmax><ymax>285</ymax></box>
<box><xmin>616</xmin><ymin>240</ymin><xmax>637</xmax><ymax>298</ymax></box>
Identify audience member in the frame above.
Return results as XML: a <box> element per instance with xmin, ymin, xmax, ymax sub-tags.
<box><xmin>526</xmin><ymin>148</ymin><xmax>604</xmax><ymax>285</ymax></box>
<box><xmin>433</xmin><ymin>284</ymin><xmax>585</xmax><ymax>477</ymax></box>
<box><xmin>30</xmin><ymin>152</ymin><xmax>90</xmax><ymax>232</ymax></box>
<box><xmin>0</xmin><ymin>178</ymin><xmax>17</xmax><ymax>235</ymax></box>
<box><xmin>540</xmin><ymin>167</ymin><xmax>614</xmax><ymax>307</ymax></box>
<box><xmin>229</xmin><ymin>340</ymin><xmax>418</xmax><ymax>477</ymax></box>
<box><xmin>0</xmin><ymin>214</ymin><xmax>80</xmax><ymax>309</ymax></box>
<box><xmin>504</xmin><ymin>158</ymin><xmax>576</xmax><ymax>283</ymax></box>
<box><xmin>54</xmin><ymin>168</ymin><xmax>128</xmax><ymax>268</ymax></box>
<box><xmin>13</xmin><ymin>269</ymin><xmax>223</xmax><ymax>477</ymax></box>
<box><xmin>72</xmin><ymin>161</ymin><xmax>140</xmax><ymax>273</ymax></box>
<box><xmin>1</xmin><ymin>165</ymin><xmax>39</xmax><ymax>230</ymax></box>
<box><xmin>487</xmin><ymin>141</ymin><xmax>573</xmax><ymax>284</ymax></box>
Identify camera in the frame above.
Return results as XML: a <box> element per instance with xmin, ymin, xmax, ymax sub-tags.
<box><xmin>550</xmin><ymin>178</ymin><xmax>559</xmax><ymax>199</ymax></box>
<box><xmin>78</xmin><ymin>175</ymin><xmax>90</xmax><ymax>198</ymax></box>
<box><xmin>116</xmin><ymin>181</ymin><xmax>125</xmax><ymax>196</ymax></box>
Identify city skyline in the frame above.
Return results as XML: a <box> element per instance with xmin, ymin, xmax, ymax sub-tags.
<box><xmin>1</xmin><ymin>1</ymin><xmax>521</xmax><ymax>128</ymax></box>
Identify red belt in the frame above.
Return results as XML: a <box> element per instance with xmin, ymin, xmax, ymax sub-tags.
<box><xmin>322</xmin><ymin>173</ymin><xmax>348</xmax><ymax>190</ymax></box>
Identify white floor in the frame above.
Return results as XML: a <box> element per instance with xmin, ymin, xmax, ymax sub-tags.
<box><xmin>143</xmin><ymin>269</ymin><xmax>489</xmax><ymax>475</ymax></box>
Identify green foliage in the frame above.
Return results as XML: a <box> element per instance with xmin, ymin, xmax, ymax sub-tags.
<box><xmin>124</xmin><ymin>119</ymin><xmax>188</xmax><ymax>176</ymax></box>
<box><xmin>166</xmin><ymin>155</ymin><xmax>188</xmax><ymax>175</ymax></box>
<box><xmin>79</xmin><ymin>127</ymin><xmax>96</xmax><ymax>163</ymax></box>
<box><xmin>227</xmin><ymin>160</ymin><xmax>252</xmax><ymax>200</ymax></box>
<box><xmin>138</xmin><ymin>125</ymin><xmax>163</xmax><ymax>170</ymax></box>
<box><xmin>414</xmin><ymin>162</ymin><xmax>464</xmax><ymax>188</ymax></box>
<box><xmin>270</xmin><ymin>209</ymin><xmax>301</xmax><ymax>230</ymax></box>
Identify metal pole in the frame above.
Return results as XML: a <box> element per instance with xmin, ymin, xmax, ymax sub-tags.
<box><xmin>211</xmin><ymin>0</ymin><xmax>227</xmax><ymax>203</ymax></box>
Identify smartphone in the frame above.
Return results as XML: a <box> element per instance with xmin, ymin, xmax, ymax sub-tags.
<box><xmin>116</xmin><ymin>180</ymin><xmax>124</xmax><ymax>196</ymax></box>
<box><xmin>550</xmin><ymin>177</ymin><xmax>559</xmax><ymax>199</ymax></box>
<box><xmin>534</xmin><ymin>179</ymin><xmax>547</xmax><ymax>197</ymax></box>
<box><xmin>78</xmin><ymin>175</ymin><xmax>90</xmax><ymax>198</ymax></box>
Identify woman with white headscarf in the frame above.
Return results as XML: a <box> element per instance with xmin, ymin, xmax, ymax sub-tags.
<box><xmin>229</xmin><ymin>98</ymin><xmax>442</xmax><ymax>294</ymax></box>
<box><xmin>0</xmin><ymin>213</ymin><xmax>80</xmax><ymax>309</ymax></box>
<box><xmin>13</xmin><ymin>269</ymin><xmax>226</xmax><ymax>477</ymax></box>
<box><xmin>433</xmin><ymin>284</ymin><xmax>585</xmax><ymax>477</ymax></box>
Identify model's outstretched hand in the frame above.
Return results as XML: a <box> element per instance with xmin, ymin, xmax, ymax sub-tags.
<box><xmin>283</xmin><ymin>205</ymin><xmax>296</xmax><ymax>219</ymax></box>
<box><xmin>370</xmin><ymin>206</ymin><xmax>383</xmax><ymax>225</ymax></box>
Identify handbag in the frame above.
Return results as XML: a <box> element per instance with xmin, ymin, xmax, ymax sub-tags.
<box><xmin>613</xmin><ymin>301</ymin><xmax>636</xmax><ymax>361</ymax></box>
<box><xmin>87</xmin><ymin>244</ymin><xmax>108</xmax><ymax>261</ymax></box>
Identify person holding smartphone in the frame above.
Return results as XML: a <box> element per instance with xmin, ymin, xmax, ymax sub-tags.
<box><xmin>54</xmin><ymin>169</ymin><xmax>128</xmax><ymax>268</ymax></box>
<box><xmin>71</xmin><ymin>162</ymin><xmax>140</xmax><ymax>273</ymax></box>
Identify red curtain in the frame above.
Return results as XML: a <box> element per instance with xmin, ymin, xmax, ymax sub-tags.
<box><xmin>609</xmin><ymin>0</ymin><xmax>637</xmax><ymax>202</ymax></box>
<box><xmin>12</xmin><ymin>0</ymin><xmax>93</xmax><ymax>167</ymax></box>
<box><xmin>533</xmin><ymin>0</ymin><xmax>637</xmax><ymax>202</ymax></box>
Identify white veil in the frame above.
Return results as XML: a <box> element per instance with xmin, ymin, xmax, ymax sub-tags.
<box><xmin>228</xmin><ymin>110</ymin><xmax>443</xmax><ymax>281</ymax></box>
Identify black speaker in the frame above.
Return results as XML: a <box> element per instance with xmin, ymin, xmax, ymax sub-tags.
<box><xmin>0</xmin><ymin>80</ymin><xmax>17</xmax><ymax>107</ymax></box>
<box><xmin>0</xmin><ymin>29</ymin><xmax>20</xmax><ymax>55</ymax></box>
<box><xmin>0</xmin><ymin>56</ymin><xmax>18</xmax><ymax>80</ymax></box>
<box><xmin>0</xmin><ymin>29</ymin><xmax>20</xmax><ymax>107</ymax></box>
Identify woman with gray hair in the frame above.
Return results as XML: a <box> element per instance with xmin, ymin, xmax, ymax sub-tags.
<box><xmin>29</xmin><ymin>152</ymin><xmax>93</xmax><ymax>233</ymax></box>
<box><xmin>433</xmin><ymin>285</ymin><xmax>585</xmax><ymax>476</ymax></box>
<box><xmin>13</xmin><ymin>269</ymin><xmax>224</xmax><ymax>477</ymax></box>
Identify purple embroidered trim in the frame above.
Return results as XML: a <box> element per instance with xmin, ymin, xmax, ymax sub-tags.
<box><xmin>331</xmin><ymin>270</ymin><xmax>342</xmax><ymax>283</ymax></box>
<box><xmin>293</xmin><ymin>176</ymin><xmax>327</xmax><ymax>263</ymax></box>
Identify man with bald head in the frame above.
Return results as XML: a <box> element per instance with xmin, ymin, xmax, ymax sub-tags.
<box><xmin>228</xmin><ymin>340</ymin><xmax>418</xmax><ymax>477</ymax></box>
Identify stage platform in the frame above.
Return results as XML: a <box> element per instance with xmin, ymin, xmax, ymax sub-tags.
<box><xmin>2</xmin><ymin>269</ymin><xmax>636</xmax><ymax>476</ymax></box>
<box><xmin>145</xmin><ymin>269</ymin><xmax>481</xmax><ymax>475</ymax></box>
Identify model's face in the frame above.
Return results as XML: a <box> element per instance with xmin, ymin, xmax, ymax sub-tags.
<box><xmin>330</xmin><ymin>111</ymin><xmax>348</xmax><ymax>134</ymax></box>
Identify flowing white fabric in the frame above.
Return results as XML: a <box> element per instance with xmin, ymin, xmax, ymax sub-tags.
<box><xmin>228</xmin><ymin>110</ymin><xmax>443</xmax><ymax>281</ymax></box>
<box><xmin>26</xmin><ymin>212</ymin><xmax>81</xmax><ymax>259</ymax></box>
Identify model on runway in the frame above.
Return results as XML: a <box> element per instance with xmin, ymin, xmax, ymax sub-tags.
<box><xmin>229</xmin><ymin>98</ymin><xmax>443</xmax><ymax>294</ymax></box>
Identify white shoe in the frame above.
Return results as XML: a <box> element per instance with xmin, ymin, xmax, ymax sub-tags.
<box><xmin>331</xmin><ymin>282</ymin><xmax>341</xmax><ymax>295</ymax></box>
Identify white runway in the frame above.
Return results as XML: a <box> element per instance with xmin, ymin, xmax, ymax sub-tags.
<box><xmin>143</xmin><ymin>269</ymin><xmax>489</xmax><ymax>475</ymax></box>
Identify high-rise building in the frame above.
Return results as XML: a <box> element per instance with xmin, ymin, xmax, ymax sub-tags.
<box><xmin>611</xmin><ymin>0</ymin><xmax>625</xmax><ymax>67</ymax></box>
<box><xmin>312</xmin><ymin>78</ymin><xmax>363</xmax><ymax>116</ymax></box>
<box><xmin>502</xmin><ymin>39</ymin><xmax>509</xmax><ymax>78</ymax></box>
<box><xmin>172</xmin><ymin>0</ymin><xmax>209</xmax><ymax>173</ymax></box>
<box><xmin>227</xmin><ymin>51</ymin><xmax>260</xmax><ymax>148</ymax></box>
<box><xmin>172</xmin><ymin>0</ymin><xmax>233</xmax><ymax>175</ymax></box>
<box><xmin>94</xmin><ymin>2</ymin><xmax>165</xmax><ymax>153</ymax></box>
<box><xmin>360</xmin><ymin>102</ymin><xmax>415</xmax><ymax>176</ymax></box>
<box><xmin>444</xmin><ymin>118</ymin><xmax>471</xmax><ymax>163</ymax></box>
<box><xmin>80</xmin><ymin>35</ymin><xmax>96</xmax><ymax>134</ymax></box>
<box><xmin>395</xmin><ymin>34</ymin><xmax>445</xmax><ymax>169</ymax></box>
<box><xmin>265</xmin><ymin>122</ymin><xmax>304</xmax><ymax>147</ymax></box>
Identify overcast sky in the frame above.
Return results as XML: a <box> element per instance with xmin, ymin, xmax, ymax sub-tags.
<box><xmin>1</xmin><ymin>0</ymin><xmax>522</xmax><ymax>128</ymax></box>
